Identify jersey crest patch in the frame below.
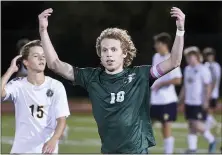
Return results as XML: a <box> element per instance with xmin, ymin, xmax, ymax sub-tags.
<box><xmin>46</xmin><ymin>89</ymin><xmax>54</xmax><ymax>97</ymax></box>
<box><xmin>124</xmin><ymin>73</ymin><xmax>136</xmax><ymax>84</ymax></box>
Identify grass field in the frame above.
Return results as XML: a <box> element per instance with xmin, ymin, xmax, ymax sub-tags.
<box><xmin>1</xmin><ymin>113</ymin><xmax>221</xmax><ymax>153</ymax></box>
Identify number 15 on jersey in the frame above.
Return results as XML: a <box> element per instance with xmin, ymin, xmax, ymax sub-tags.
<box><xmin>29</xmin><ymin>105</ymin><xmax>44</xmax><ymax>118</ymax></box>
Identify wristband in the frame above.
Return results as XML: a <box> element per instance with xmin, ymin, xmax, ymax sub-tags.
<box><xmin>176</xmin><ymin>29</ymin><xmax>185</xmax><ymax>36</ymax></box>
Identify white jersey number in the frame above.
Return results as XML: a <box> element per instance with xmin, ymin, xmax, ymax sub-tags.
<box><xmin>110</xmin><ymin>91</ymin><xmax>125</xmax><ymax>104</ymax></box>
<box><xmin>29</xmin><ymin>105</ymin><xmax>44</xmax><ymax>118</ymax></box>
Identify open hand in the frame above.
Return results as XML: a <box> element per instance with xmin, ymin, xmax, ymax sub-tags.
<box><xmin>9</xmin><ymin>55</ymin><xmax>22</xmax><ymax>73</ymax></box>
<box><xmin>170</xmin><ymin>7</ymin><xmax>185</xmax><ymax>31</ymax></box>
<box><xmin>42</xmin><ymin>138</ymin><xmax>57</xmax><ymax>154</ymax></box>
<box><xmin>38</xmin><ymin>8</ymin><xmax>53</xmax><ymax>32</ymax></box>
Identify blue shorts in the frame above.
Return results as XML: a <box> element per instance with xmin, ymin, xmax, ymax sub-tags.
<box><xmin>150</xmin><ymin>102</ymin><xmax>177</xmax><ymax>122</ymax></box>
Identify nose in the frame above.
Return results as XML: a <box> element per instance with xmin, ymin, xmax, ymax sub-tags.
<box><xmin>39</xmin><ymin>55</ymin><xmax>45</xmax><ymax>60</ymax></box>
<box><xmin>107</xmin><ymin>49</ymin><xmax>112</xmax><ymax>57</ymax></box>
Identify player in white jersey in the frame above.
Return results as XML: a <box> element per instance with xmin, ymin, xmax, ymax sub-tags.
<box><xmin>150</xmin><ymin>32</ymin><xmax>182</xmax><ymax>154</ymax></box>
<box><xmin>203</xmin><ymin>47</ymin><xmax>221</xmax><ymax>129</ymax></box>
<box><xmin>179</xmin><ymin>46</ymin><xmax>216</xmax><ymax>153</ymax></box>
<box><xmin>1</xmin><ymin>40</ymin><xmax>70</xmax><ymax>154</ymax></box>
<box><xmin>15</xmin><ymin>38</ymin><xmax>70</xmax><ymax>142</ymax></box>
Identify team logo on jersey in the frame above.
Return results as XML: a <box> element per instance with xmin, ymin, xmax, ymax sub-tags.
<box><xmin>125</xmin><ymin>73</ymin><xmax>136</xmax><ymax>84</ymax></box>
<box><xmin>46</xmin><ymin>89</ymin><xmax>54</xmax><ymax>97</ymax></box>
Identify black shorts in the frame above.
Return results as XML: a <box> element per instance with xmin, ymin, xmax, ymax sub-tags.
<box><xmin>209</xmin><ymin>98</ymin><xmax>218</xmax><ymax>108</ymax></box>
<box><xmin>185</xmin><ymin>104</ymin><xmax>207</xmax><ymax>121</ymax></box>
<box><xmin>150</xmin><ymin>102</ymin><xmax>177</xmax><ymax>122</ymax></box>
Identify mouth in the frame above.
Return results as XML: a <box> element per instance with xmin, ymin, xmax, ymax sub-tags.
<box><xmin>106</xmin><ymin>60</ymin><xmax>114</xmax><ymax>65</ymax></box>
<box><xmin>39</xmin><ymin>62</ymin><xmax>45</xmax><ymax>66</ymax></box>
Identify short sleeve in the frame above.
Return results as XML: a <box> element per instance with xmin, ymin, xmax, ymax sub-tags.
<box><xmin>202</xmin><ymin>67</ymin><xmax>212</xmax><ymax>85</ymax></box>
<box><xmin>2</xmin><ymin>78</ymin><xmax>21</xmax><ymax>102</ymax></box>
<box><xmin>54</xmin><ymin>83</ymin><xmax>70</xmax><ymax>119</ymax></box>
<box><xmin>136</xmin><ymin>65</ymin><xmax>156</xmax><ymax>87</ymax></box>
<box><xmin>73</xmin><ymin>67</ymin><xmax>98</xmax><ymax>89</ymax></box>
<box><xmin>169</xmin><ymin>67</ymin><xmax>182</xmax><ymax>79</ymax></box>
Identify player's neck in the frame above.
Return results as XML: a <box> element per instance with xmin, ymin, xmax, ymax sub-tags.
<box><xmin>105</xmin><ymin>67</ymin><xmax>124</xmax><ymax>75</ymax></box>
<box><xmin>27</xmin><ymin>72</ymin><xmax>45</xmax><ymax>86</ymax></box>
<box><xmin>159</xmin><ymin>50</ymin><xmax>169</xmax><ymax>56</ymax></box>
<box><xmin>190</xmin><ymin>61</ymin><xmax>200</xmax><ymax>67</ymax></box>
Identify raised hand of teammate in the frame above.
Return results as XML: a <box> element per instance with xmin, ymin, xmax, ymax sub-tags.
<box><xmin>170</xmin><ymin>7</ymin><xmax>185</xmax><ymax>31</ymax></box>
<box><xmin>38</xmin><ymin>8</ymin><xmax>53</xmax><ymax>32</ymax></box>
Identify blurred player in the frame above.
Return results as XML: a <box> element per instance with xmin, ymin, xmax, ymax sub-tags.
<box><xmin>1</xmin><ymin>40</ymin><xmax>70</xmax><ymax>154</ymax></box>
<box><xmin>150</xmin><ymin>32</ymin><xmax>182</xmax><ymax>154</ymax></box>
<box><xmin>16</xmin><ymin>38</ymin><xmax>30</xmax><ymax>77</ymax></box>
<box><xmin>38</xmin><ymin>7</ymin><xmax>185</xmax><ymax>153</ymax></box>
<box><xmin>179</xmin><ymin>46</ymin><xmax>216</xmax><ymax>153</ymax></box>
<box><xmin>202</xmin><ymin>47</ymin><xmax>221</xmax><ymax>129</ymax></box>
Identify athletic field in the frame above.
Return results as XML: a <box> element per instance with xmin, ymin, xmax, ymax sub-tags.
<box><xmin>1</xmin><ymin>114</ymin><xmax>221</xmax><ymax>153</ymax></box>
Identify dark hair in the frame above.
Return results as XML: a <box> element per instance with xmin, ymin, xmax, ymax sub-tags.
<box><xmin>203</xmin><ymin>47</ymin><xmax>216</xmax><ymax>56</ymax></box>
<box><xmin>153</xmin><ymin>32</ymin><xmax>172</xmax><ymax>50</ymax></box>
<box><xmin>16</xmin><ymin>38</ymin><xmax>30</xmax><ymax>53</ymax></box>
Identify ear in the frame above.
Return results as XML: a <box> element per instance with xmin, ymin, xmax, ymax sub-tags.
<box><xmin>22</xmin><ymin>59</ymin><xmax>28</xmax><ymax>68</ymax></box>
<box><xmin>123</xmin><ymin>52</ymin><xmax>127</xmax><ymax>58</ymax></box>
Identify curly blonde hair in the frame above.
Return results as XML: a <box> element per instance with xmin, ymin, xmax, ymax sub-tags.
<box><xmin>96</xmin><ymin>28</ymin><xmax>137</xmax><ymax>67</ymax></box>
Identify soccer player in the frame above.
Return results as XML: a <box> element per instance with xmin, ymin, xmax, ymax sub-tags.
<box><xmin>1</xmin><ymin>40</ymin><xmax>70</xmax><ymax>154</ymax></box>
<box><xmin>202</xmin><ymin>47</ymin><xmax>221</xmax><ymax>129</ymax></box>
<box><xmin>150</xmin><ymin>32</ymin><xmax>182</xmax><ymax>154</ymax></box>
<box><xmin>179</xmin><ymin>46</ymin><xmax>216</xmax><ymax>153</ymax></box>
<box><xmin>38</xmin><ymin>7</ymin><xmax>185</xmax><ymax>153</ymax></box>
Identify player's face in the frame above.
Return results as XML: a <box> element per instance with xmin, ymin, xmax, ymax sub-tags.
<box><xmin>185</xmin><ymin>53</ymin><xmax>199</xmax><ymax>66</ymax></box>
<box><xmin>23</xmin><ymin>46</ymin><xmax>46</xmax><ymax>73</ymax></box>
<box><xmin>206</xmin><ymin>54</ymin><xmax>214</xmax><ymax>62</ymax></box>
<box><xmin>154</xmin><ymin>41</ymin><xmax>168</xmax><ymax>55</ymax></box>
<box><xmin>100</xmin><ymin>38</ymin><xmax>127</xmax><ymax>73</ymax></box>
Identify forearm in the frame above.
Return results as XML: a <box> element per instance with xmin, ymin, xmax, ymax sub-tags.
<box><xmin>179</xmin><ymin>85</ymin><xmax>185</xmax><ymax>102</ymax></box>
<box><xmin>169</xmin><ymin>31</ymin><xmax>184</xmax><ymax>68</ymax></box>
<box><xmin>155</xmin><ymin>30</ymin><xmax>184</xmax><ymax>77</ymax></box>
<box><xmin>39</xmin><ymin>29</ymin><xmax>59</xmax><ymax>69</ymax></box>
<box><xmin>204</xmin><ymin>84</ymin><xmax>211</xmax><ymax>103</ymax></box>
<box><xmin>1</xmin><ymin>68</ymin><xmax>15</xmax><ymax>98</ymax></box>
<box><xmin>51</xmin><ymin>117</ymin><xmax>66</xmax><ymax>141</ymax></box>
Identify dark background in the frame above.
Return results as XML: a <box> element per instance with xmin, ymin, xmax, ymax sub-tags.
<box><xmin>2</xmin><ymin>1</ymin><xmax>222</xmax><ymax>97</ymax></box>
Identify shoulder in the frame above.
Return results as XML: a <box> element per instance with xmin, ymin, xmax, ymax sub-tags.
<box><xmin>214</xmin><ymin>62</ymin><xmax>221</xmax><ymax>69</ymax></box>
<box><xmin>8</xmin><ymin>77</ymin><xmax>25</xmax><ymax>86</ymax></box>
<box><xmin>131</xmin><ymin>65</ymin><xmax>152</xmax><ymax>70</ymax></box>
<box><xmin>47</xmin><ymin>76</ymin><xmax>64</xmax><ymax>88</ymax></box>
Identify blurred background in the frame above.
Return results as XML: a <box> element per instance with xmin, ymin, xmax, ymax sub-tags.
<box><xmin>1</xmin><ymin>1</ymin><xmax>222</xmax><ymax>154</ymax></box>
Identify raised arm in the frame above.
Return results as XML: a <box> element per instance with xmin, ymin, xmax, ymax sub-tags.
<box><xmin>151</xmin><ymin>7</ymin><xmax>185</xmax><ymax>79</ymax></box>
<box><xmin>1</xmin><ymin>55</ymin><xmax>22</xmax><ymax>99</ymax></box>
<box><xmin>38</xmin><ymin>8</ymin><xmax>74</xmax><ymax>81</ymax></box>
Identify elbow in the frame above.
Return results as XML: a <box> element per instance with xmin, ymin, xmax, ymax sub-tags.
<box><xmin>170</xmin><ymin>58</ymin><xmax>181</xmax><ymax>69</ymax></box>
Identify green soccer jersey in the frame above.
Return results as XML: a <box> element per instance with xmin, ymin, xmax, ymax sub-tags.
<box><xmin>73</xmin><ymin>65</ymin><xmax>156</xmax><ymax>153</ymax></box>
